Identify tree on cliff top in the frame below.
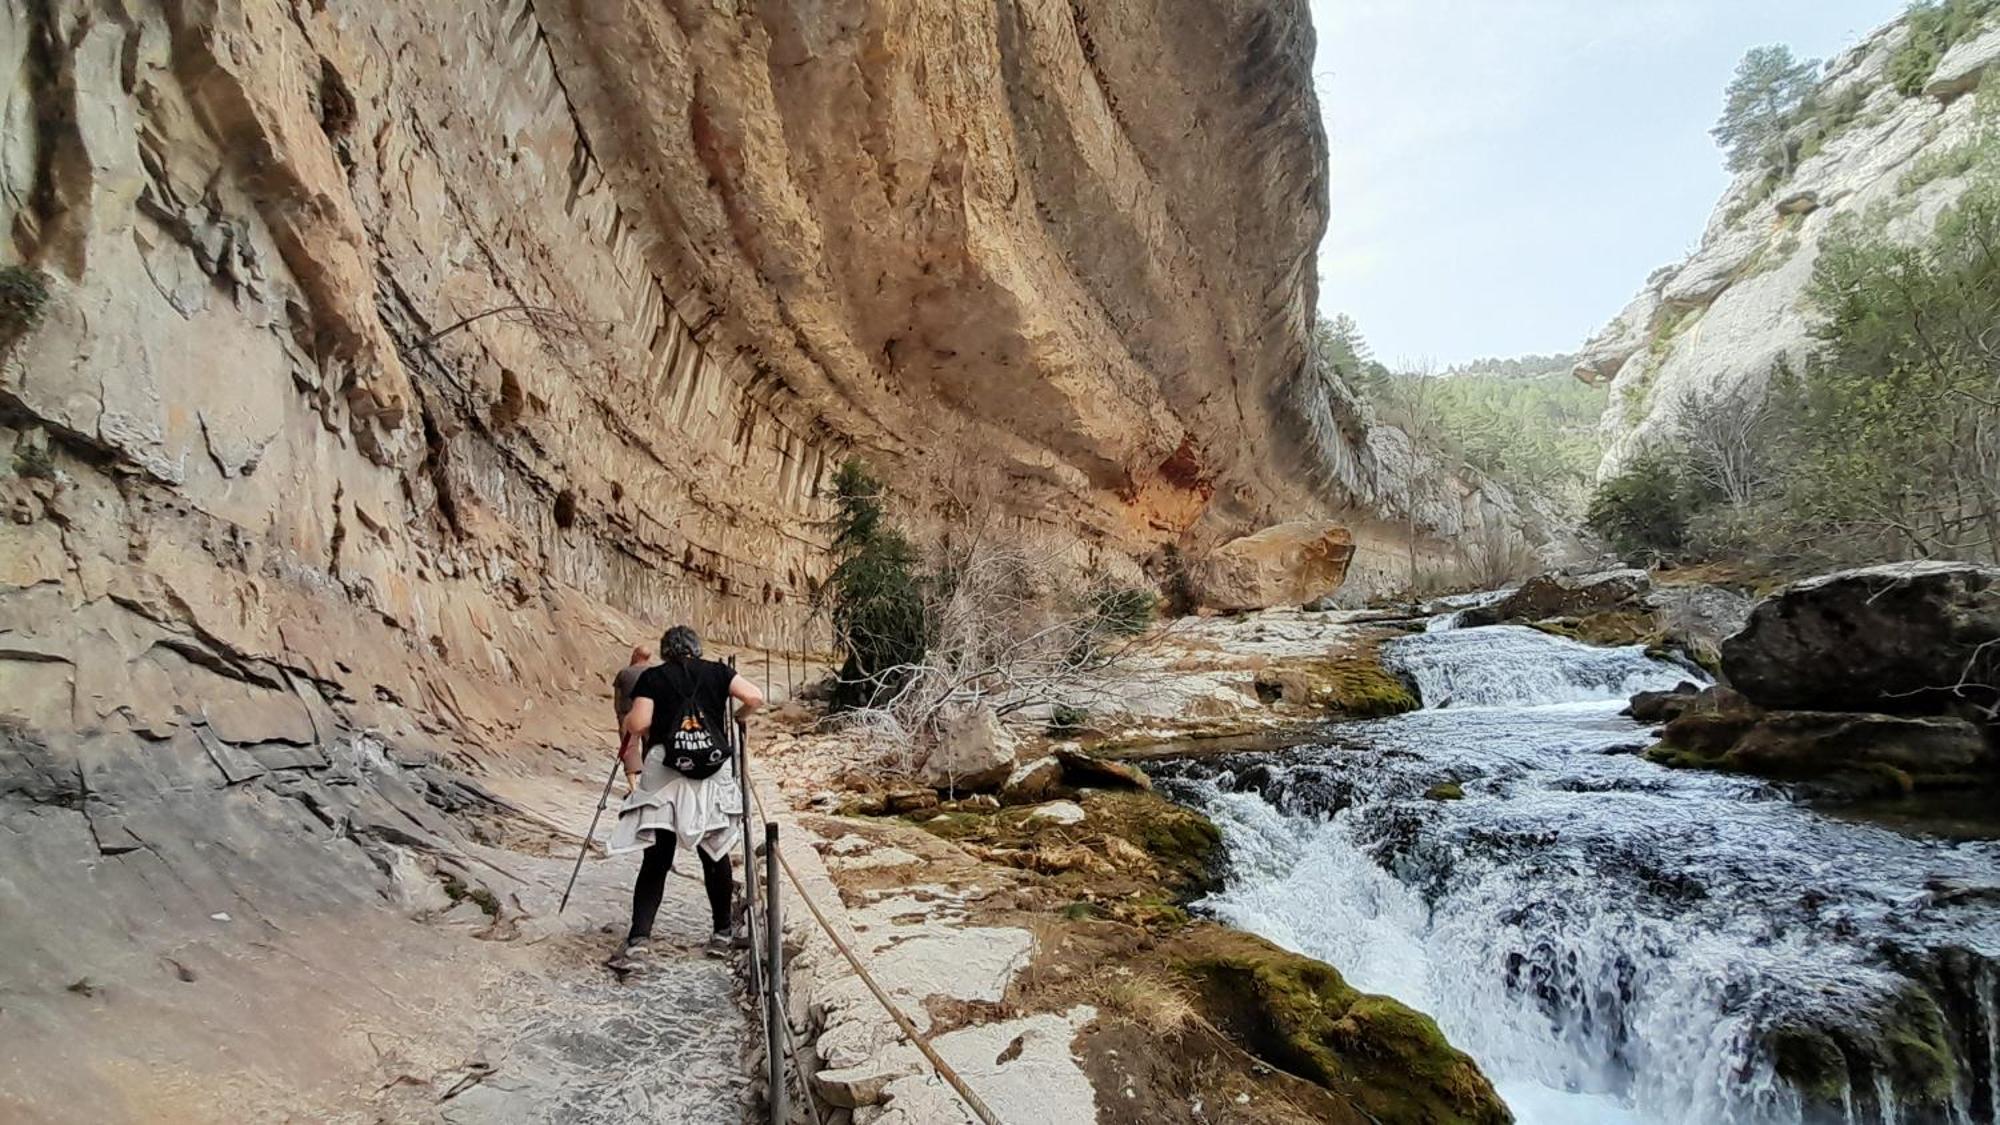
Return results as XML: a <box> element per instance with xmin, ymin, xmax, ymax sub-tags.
<box><xmin>1714</xmin><ymin>45</ymin><xmax>1820</xmax><ymax>176</ymax></box>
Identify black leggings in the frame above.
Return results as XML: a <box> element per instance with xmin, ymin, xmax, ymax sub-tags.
<box><xmin>628</xmin><ymin>834</ymin><xmax>733</xmax><ymax>941</ymax></box>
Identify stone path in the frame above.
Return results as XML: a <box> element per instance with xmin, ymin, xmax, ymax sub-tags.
<box><xmin>431</xmin><ymin>778</ymin><xmax>754</xmax><ymax>1125</ymax></box>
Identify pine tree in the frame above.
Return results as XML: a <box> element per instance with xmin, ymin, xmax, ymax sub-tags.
<box><xmin>1713</xmin><ymin>45</ymin><xmax>1820</xmax><ymax>176</ymax></box>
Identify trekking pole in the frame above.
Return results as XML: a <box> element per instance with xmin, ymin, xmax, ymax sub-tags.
<box><xmin>559</xmin><ymin>758</ymin><xmax>622</xmax><ymax>914</ymax></box>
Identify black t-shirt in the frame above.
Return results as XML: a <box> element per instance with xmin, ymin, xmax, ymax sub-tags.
<box><xmin>632</xmin><ymin>658</ymin><xmax>736</xmax><ymax>751</ymax></box>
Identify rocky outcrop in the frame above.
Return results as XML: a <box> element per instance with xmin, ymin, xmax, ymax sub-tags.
<box><xmin>1578</xmin><ymin>11</ymin><xmax>2000</xmax><ymax>472</ymax></box>
<box><xmin>0</xmin><ymin>0</ymin><xmax>1401</xmax><ymax>1116</ymax></box>
<box><xmin>1461</xmin><ymin>569</ymin><xmax>1650</xmax><ymax>628</ymax></box>
<box><xmin>1195</xmin><ymin>520</ymin><xmax>1355</xmax><ymax>611</ymax></box>
<box><xmin>1721</xmin><ymin>562</ymin><xmax>2000</xmax><ymax>718</ymax></box>
<box><xmin>1643</xmin><ymin>564</ymin><xmax>2000</xmax><ymax>796</ymax></box>
<box><xmin>1645</xmin><ymin>685</ymin><xmax>1995</xmax><ymax>798</ymax></box>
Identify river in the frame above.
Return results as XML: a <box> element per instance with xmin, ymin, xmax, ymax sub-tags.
<box><xmin>1159</xmin><ymin>622</ymin><xmax>2000</xmax><ymax>1125</ymax></box>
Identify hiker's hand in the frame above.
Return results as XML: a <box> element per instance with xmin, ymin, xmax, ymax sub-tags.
<box><xmin>624</xmin><ymin>771</ymin><xmax>641</xmax><ymax>796</ymax></box>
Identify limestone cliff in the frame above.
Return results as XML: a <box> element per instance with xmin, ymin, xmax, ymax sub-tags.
<box><xmin>0</xmin><ymin>0</ymin><xmax>1373</xmax><ymax>1114</ymax></box>
<box><xmin>1577</xmin><ymin>10</ymin><xmax>2000</xmax><ymax>474</ymax></box>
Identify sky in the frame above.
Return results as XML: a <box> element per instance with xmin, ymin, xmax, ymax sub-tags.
<box><xmin>1307</xmin><ymin>0</ymin><xmax>1909</xmax><ymax>368</ymax></box>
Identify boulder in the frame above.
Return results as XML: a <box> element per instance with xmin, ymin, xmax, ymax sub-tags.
<box><xmin>1720</xmin><ymin>562</ymin><xmax>2000</xmax><ymax>718</ymax></box>
<box><xmin>1461</xmin><ymin>569</ymin><xmax>1650</xmax><ymax>628</ymax></box>
<box><xmin>1180</xmin><ymin>929</ymin><xmax>1510</xmax><ymax>1125</ymax></box>
<box><xmin>920</xmin><ymin>705</ymin><xmax>1019</xmax><ymax>791</ymax></box>
<box><xmin>1647</xmin><ymin>687</ymin><xmax>1996</xmax><ymax>797</ymax></box>
<box><xmin>1054</xmin><ymin>747</ymin><xmax>1152</xmax><ymax>791</ymax></box>
<box><xmin>1000</xmin><ymin>756</ymin><xmax>1064</xmax><ymax>805</ymax></box>
<box><xmin>1625</xmin><ymin>681</ymin><xmax>1703</xmax><ymax>724</ymax></box>
<box><xmin>1194</xmin><ymin>521</ymin><xmax>1354</xmax><ymax>612</ymax></box>
<box><xmin>1026</xmin><ymin>800</ymin><xmax>1086</xmax><ymax>826</ymax></box>
<box><xmin>1926</xmin><ymin>24</ymin><xmax>2000</xmax><ymax>100</ymax></box>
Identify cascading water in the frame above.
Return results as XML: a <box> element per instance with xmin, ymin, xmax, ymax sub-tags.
<box><xmin>1160</xmin><ymin>622</ymin><xmax>2000</xmax><ymax>1125</ymax></box>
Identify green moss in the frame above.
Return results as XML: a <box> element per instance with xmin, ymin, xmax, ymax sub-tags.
<box><xmin>0</xmin><ymin>265</ymin><xmax>49</xmax><ymax>348</ymax></box>
<box><xmin>440</xmin><ymin>874</ymin><xmax>500</xmax><ymax>917</ymax></box>
<box><xmin>1529</xmin><ymin>610</ymin><xmax>1660</xmax><ymax>648</ymax></box>
<box><xmin>1769</xmin><ymin>986</ymin><xmax>1959</xmax><ymax>1116</ymax></box>
<box><xmin>1424</xmin><ymin>782</ymin><xmax>1465</xmax><ymax>802</ymax></box>
<box><xmin>12</xmin><ymin>444</ymin><xmax>55</xmax><ymax>481</ymax></box>
<box><xmin>1310</xmin><ymin>644</ymin><xmax>1421</xmax><ymax>717</ymax></box>
<box><xmin>1179</xmin><ymin>931</ymin><xmax>1510</xmax><ymax>1124</ymax></box>
<box><xmin>1769</xmin><ymin>1026</ymin><xmax>1851</xmax><ymax>1103</ymax></box>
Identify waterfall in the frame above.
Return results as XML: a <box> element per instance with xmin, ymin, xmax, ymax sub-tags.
<box><xmin>1387</xmin><ymin>624</ymin><xmax>1703</xmax><ymax>708</ymax></box>
<box><xmin>1161</xmin><ymin>622</ymin><xmax>2000</xmax><ymax>1125</ymax></box>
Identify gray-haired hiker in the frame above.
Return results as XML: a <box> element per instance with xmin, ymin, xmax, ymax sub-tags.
<box><xmin>608</xmin><ymin>625</ymin><xmax>765</xmax><ymax>960</ymax></box>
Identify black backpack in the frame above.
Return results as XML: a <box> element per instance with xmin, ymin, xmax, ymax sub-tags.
<box><xmin>653</xmin><ymin>662</ymin><xmax>730</xmax><ymax>780</ymax></box>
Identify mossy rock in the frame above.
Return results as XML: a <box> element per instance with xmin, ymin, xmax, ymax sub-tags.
<box><xmin>1178</xmin><ymin>930</ymin><xmax>1510</xmax><ymax>1124</ymax></box>
<box><xmin>0</xmin><ymin>265</ymin><xmax>50</xmax><ymax>349</ymax></box>
<box><xmin>1258</xmin><ymin>643</ymin><xmax>1420</xmax><ymax>719</ymax></box>
<box><xmin>1769</xmin><ymin>984</ymin><xmax>1958</xmax><ymax>1118</ymax></box>
<box><xmin>1423</xmin><ymin>782</ymin><xmax>1464</xmax><ymax>802</ymax></box>
<box><xmin>1529</xmin><ymin>609</ymin><xmax>1660</xmax><ymax>648</ymax></box>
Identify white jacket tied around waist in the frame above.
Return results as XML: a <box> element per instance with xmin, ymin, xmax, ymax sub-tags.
<box><xmin>606</xmin><ymin>745</ymin><xmax>743</xmax><ymax>861</ymax></box>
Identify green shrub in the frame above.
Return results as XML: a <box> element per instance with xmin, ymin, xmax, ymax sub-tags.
<box><xmin>1089</xmin><ymin>585</ymin><xmax>1157</xmax><ymax>637</ymax></box>
<box><xmin>1586</xmin><ymin>450</ymin><xmax>1702</xmax><ymax>562</ymax></box>
<box><xmin>1048</xmin><ymin>703</ymin><xmax>1089</xmax><ymax>735</ymax></box>
<box><xmin>12</xmin><ymin>444</ymin><xmax>54</xmax><ymax>480</ymax></box>
<box><xmin>1898</xmin><ymin>129</ymin><xmax>1998</xmax><ymax>193</ymax></box>
<box><xmin>0</xmin><ymin>265</ymin><xmax>49</xmax><ymax>346</ymax></box>
<box><xmin>1796</xmin><ymin>82</ymin><xmax>1871</xmax><ymax>164</ymax></box>
<box><xmin>1890</xmin><ymin>0</ymin><xmax>2000</xmax><ymax>96</ymax></box>
<box><xmin>1724</xmin><ymin>169</ymin><xmax>1786</xmax><ymax>226</ymax></box>
<box><xmin>821</xmin><ymin>459</ymin><xmax>930</xmax><ymax>709</ymax></box>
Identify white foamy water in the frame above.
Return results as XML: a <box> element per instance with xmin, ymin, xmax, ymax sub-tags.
<box><xmin>1161</xmin><ymin>623</ymin><xmax>2000</xmax><ymax>1125</ymax></box>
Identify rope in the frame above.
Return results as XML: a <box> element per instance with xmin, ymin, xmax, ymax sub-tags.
<box><xmin>744</xmin><ymin>759</ymin><xmax>1005</xmax><ymax>1125</ymax></box>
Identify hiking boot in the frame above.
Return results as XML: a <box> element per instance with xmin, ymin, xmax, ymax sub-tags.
<box><xmin>705</xmin><ymin>929</ymin><xmax>748</xmax><ymax>958</ymax></box>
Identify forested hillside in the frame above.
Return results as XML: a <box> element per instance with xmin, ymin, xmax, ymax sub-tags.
<box><xmin>1310</xmin><ymin>317</ymin><xmax>1605</xmax><ymax>519</ymax></box>
<box><xmin>1583</xmin><ymin>0</ymin><xmax>2000</xmax><ymax>574</ymax></box>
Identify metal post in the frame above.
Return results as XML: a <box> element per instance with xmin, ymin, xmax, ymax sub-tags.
<box><xmin>732</xmin><ymin>658</ymin><xmax>761</xmax><ymax>1001</ymax></box>
<box><xmin>764</xmin><ymin>821</ymin><xmax>785</xmax><ymax>1124</ymax></box>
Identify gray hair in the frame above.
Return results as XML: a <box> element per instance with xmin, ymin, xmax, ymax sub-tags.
<box><xmin>660</xmin><ymin>624</ymin><xmax>702</xmax><ymax>661</ymax></box>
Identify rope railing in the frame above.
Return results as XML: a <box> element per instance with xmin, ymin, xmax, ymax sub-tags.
<box><xmin>736</xmin><ymin>722</ymin><xmax>1005</xmax><ymax>1125</ymax></box>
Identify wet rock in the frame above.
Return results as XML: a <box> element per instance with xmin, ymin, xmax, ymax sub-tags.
<box><xmin>1423</xmin><ymin>782</ymin><xmax>1464</xmax><ymax>802</ymax></box>
<box><xmin>1648</xmin><ymin>687</ymin><xmax>1995</xmax><ymax>798</ymax></box>
<box><xmin>1194</xmin><ymin>522</ymin><xmax>1355</xmax><ymax>612</ymax></box>
<box><xmin>1179</xmin><ymin>929</ymin><xmax>1510</xmax><ymax>1125</ymax></box>
<box><xmin>1054</xmin><ymin>748</ymin><xmax>1152</xmax><ymax>792</ymax></box>
<box><xmin>919</xmin><ymin>706</ymin><xmax>1018</xmax><ymax>792</ymax></box>
<box><xmin>1722</xmin><ymin>562</ymin><xmax>2000</xmax><ymax>719</ymax></box>
<box><xmin>1625</xmin><ymin>681</ymin><xmax>1703</xmax><ymax>724</ymax></box>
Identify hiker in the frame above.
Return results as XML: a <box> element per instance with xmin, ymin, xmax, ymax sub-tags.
<box><xmin>607</xmin><ymin>625</ymin><xmax>764</xmax><ymax>959</ymax></box>
<box><xmin>612</xmin><ymin>645</ymin><xmax>653</xmax><ymax>733</ymax></box>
